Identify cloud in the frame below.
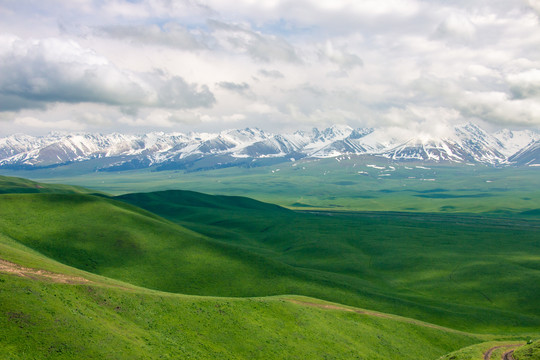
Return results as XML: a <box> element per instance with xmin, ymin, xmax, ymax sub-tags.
<box><xmin>221</xmin><ymin>113</ymin><xmax>246</xmax><ymax>123</ymax></box>
<box><xmin>507</xmin><ymin>69</ymin><xmax>540</xmax><ymax>99</ymax></box>
<box><xmin>258</xmin><ymin>69</ymin><xmax>284</xmax><ymax>78</ymax></box>
<box><xmin>76</xmin><ymin>112</ymin><xmax>109</xmax><ymax>126</ymax></box>
<box><xmin>456</xmin><ymin>91</ymin><xmax>540</xmax><ymax>126</ymax></box>
<box><xmin>14</xmin><ymin>116</ymin><xmax>86</xmax><ymax>131</ymax></box>
<box><xmin>318</xmin><ymin>41</ymin><xmax>363</xmax><ymax>76</ymax></box>
<box><xmin>0</xmin><ymin>35</ymin><xmax>215</xmax><ymax>112</ymax></box>
<box><xmin>217</xmin><ymin>81</ymin><xmax>250</xmax><ymax>92</ymax></box>
<box><xmin>216</xmin><ymin>81</ymin><xmax>253</xmax><ymax>97</ymax></box>
<box><xmin>118</xmin><ymin>109</ymin><xmax>210</xmax><ymax>128</ymax></box>
<box><xmin>201</xmin><ymin>0</ymin><xmax>424</xmax><ymax>37</ymax></box>
<box><xmin>434</xmin><ymin>13</ymin><xmax>476</xmax><ymax>42</ymax></box>
<box><xmin>382</xmin><ymin>105</ymin><xmax>463</xmax><ymax>130</ymax></box>
<box><xmin>94</xmin><ymin>18</ymin><xmax>301</xmax><ymax>63</ymax></box>
<box><xmin>527</xmin><ymin>0</ymin><xmax>540</xmax><ymax>14</ymax></box>
<box><xmin>98</xmin><ymin>22</ymin><xmax>206</xmax><ymax>49</ymax></box>
<box><xmin>154</xmin><ymin>74</ymin><xmax>215</xmax><ymax>108</ymax></box>
<box><xmin>216</xmin><ymin>81</ymin><xmax>256</xmax><ymax>101</ymax></box>
<box><xmin>2</xmin><ymin>0</ymin><xmax>540</xmax><ymax>134</ymax></box>
<box><xmin>208</xmin><ymin>20</ymin><xmax>300</xmax><ymax>63</ymax></box>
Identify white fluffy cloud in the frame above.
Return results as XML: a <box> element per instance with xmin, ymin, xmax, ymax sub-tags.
<box><xmin>0</xmin><ymin>0</ymin><xmax>539</xmax><ymax>135</ymax></box>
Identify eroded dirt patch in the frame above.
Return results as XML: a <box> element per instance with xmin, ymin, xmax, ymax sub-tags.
<box><xmin>0</xmin><ymin>259</ymin><xmax>90</xmax><ymax>284</ymax></box>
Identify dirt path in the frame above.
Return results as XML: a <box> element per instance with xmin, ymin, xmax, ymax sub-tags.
<box><xmin>502</xmin><ymin>349</ymin><xmax>516</xmax><ymax>360</ymax></box>
<box><xmin>0</xmin><ymin>259</ymin><xmax>90</xmax><ymax>284</ymax></box>
<box><xmin>483</xmin><ymin>344</ymin><xmax>521</xmax><ymax>360</ymax></box>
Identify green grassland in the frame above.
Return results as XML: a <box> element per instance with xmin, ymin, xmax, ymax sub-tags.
<box><xmin>1</xmin><ymin>231</ymin><xmax>482</xmax><ymax>360</ymax></box>
<box><xmin>0</xmin><ymin>175</ymin><xmax>98</xmax><ymax>195</ymax></box>
<box><xmin>116</xmin><ymin>190</ymin><xmax>540</xmax><ymax>333</ymax></box>
<box><xmin>437</xmin><ymin>339</ymin><xmax>540</xmax><ymax>360</ymax></box>
<box><xmin>3</xmin><ymin>156</ymin><xmax>538</xmax><ymax>215</ymax></box>
<box><xmin>437</xmin><ymin>341</ymin><xmax>525</xmax><ymax>360</ymax></box>
<box><xmin>0</xmin><ymin>272</ymin><xmax>482</xmax><ymax>359</ymax></box>
<box><xmin>514</xmin><ymin>339</ymin><xmax>540</xmax><ymax>359</ymax></box>
<box><xmin>1</xmin><ymin>176</ymin><xmax>539</xmax><ymax>333</ymax></box>
<box><xmin>1</xmin><ymin>175</ymin><xmax>539</xmax><ymax>359</ymax></box>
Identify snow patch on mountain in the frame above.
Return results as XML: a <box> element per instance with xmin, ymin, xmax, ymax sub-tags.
<box><xmin>0</xmin><ymin>124</ymin><xmax>538</xmax><ymax>169</ymax></box>
<box><xmin>493</xmin><ymin>129</ymin><xmax>540</xmax><ymax>157</ymax></box>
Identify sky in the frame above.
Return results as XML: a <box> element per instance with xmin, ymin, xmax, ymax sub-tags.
<box><xmin>0</xmin><ymin>0</ymin><xmax>540</xmax><ymax>136</ymax></box>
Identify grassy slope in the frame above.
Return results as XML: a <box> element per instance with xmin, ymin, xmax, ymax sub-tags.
<box><xmin>117</xmin><ymin>190</ymin><xmax>540</xmax><ymax>333</ymax></box>
<box><xmin>0</xmin><ymin>175</ymin><xmax>97</xmax><ymax>194</ymax></box>
<box><xmin>0</xmin><ymin>229</ymin><xmax>482</xmax><ymax>360</ymax></box>
<box><xmin>514</xmin><ymin>339</ymin><xmax>540</xmax><ymax>359</ymax></box>
<box><xmin>0</xmin><ymin>176</ymin><xmax>537</xmax><ymax>333</ymax></box>
<box><xmin>0</xmin><ymin>175</ymin><xmax>537</xmax><ymax>358</ymax></box>
<box><xmin>437</xmin><ymin>341</ymin><xmax>527</xmax><ymax>360</ymax></box>
<box><xmin>0</xmin><ymin>193</ymin><xmax>341</xmax><ymax>298</ymax></box>
<box><xmin>0</xmin><ymin>276</ymin><xmax>481</xmax><ymax>360</ymax></box>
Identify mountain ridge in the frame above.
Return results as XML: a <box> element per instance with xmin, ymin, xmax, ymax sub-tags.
<box><xmin>1</xmin><ymin>123</ymin><xmax>539</xmax><ymax>171</ymax></box>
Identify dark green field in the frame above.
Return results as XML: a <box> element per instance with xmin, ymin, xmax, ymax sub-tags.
<box><xmin>0</xmin><ymin>175</ymin><xmax>539</xmax><ymax>359</ymax></box>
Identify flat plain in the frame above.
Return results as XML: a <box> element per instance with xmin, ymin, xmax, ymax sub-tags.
<box><xmin>4</xmin><ymin>157</ymin><xmax>537</xmax><ymax>216</ymax></box>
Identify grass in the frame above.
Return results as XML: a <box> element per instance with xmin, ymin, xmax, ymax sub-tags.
<box><xmin>0</xmin><ymin>199</ymin><xmax>484</xmax><ymax>360</ymax></box>
<box><xmin>437</xmin><ymin>341</ymin><xmax>527</xmax><ymax>360</ymax></box>
<box><xmin>0</xmin><ymin>192</ymin><xmax>329</xmax><ymax>297</ymax></box>
<box><xmin>3</xmin><ymin>156</ymin><xmax>539</xmax><ymax>215</ymax></box>
<box><xmin>0</xmin><ymin>174</ymin><xmax>539</xmax><ymax>358</ymax></box>
<box><xmin>117</xmin><ymin>190</ymin><xmax>540</xmax><ymax>333</ymax></box>
<box><xmin>0</xmin><ymin>175</ymin><xmax>97</xmax><ymax>195</ymax></box>
<box><xmin>0</xmin><ymin>273</ymin><xmax>482</xmax><ymax>360</ymax></box>
<box><xmin>514</xmin><ymin>339</ymin><xmax>540</xmax><ymax>359</ymax></box>
<box><xmin>0</xmin><ymin>175</ymin><xmax>538</xmax><ymax>332</ymax></box>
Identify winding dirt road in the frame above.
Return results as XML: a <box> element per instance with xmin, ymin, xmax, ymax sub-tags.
<box><xmin>483</xmin><ymin>344</ymin><xmax>521</xmax><ymax>360</ymax></box>
<box><xmin>502</xmin><ymin>349</ymin><xmax>516</xmax><ymax>360</ymax></box>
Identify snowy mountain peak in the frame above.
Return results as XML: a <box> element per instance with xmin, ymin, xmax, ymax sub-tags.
<box><xmin>0</xmin><ymin>124</ymin><xmax>537</xmax><ymax>170</ymax></box>
<box><xmin>493</xmin><ymin>129</ymin><xmax>540</xmax><ymax>157</ymax></box>
<box><xmin>320</xmin><ymin>124</ymin><xmax>354</xmax><ymax>140</ymax></box>
<box><xmin>509</xmin><ymin>139</ymin><xmax>540</xmax><ymax>166</ymax></box>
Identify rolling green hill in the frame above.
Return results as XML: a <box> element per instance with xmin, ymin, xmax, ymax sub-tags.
<box><xmin>0</xmin><ymin>175</ymin><xmax>97</xmax><ymax>194</ymax></box>
<box><xmin>0</xmin><ymin>175</ymin><xmax>538</xmax><ymax>333</ymax></box>
<box><xmin>0</xmin><ymin>257</ymin><xmax>482</xmax><ymax>360</ymax></box>
<box><xmin>0</xmin><ymin>192</ymin><xmax>335</xmax><ymax>298</ymax></box>
<box><xmin>117</xmin><ymin>190</ymin><xmax>540</xmax><ymax>333</ymax></box>
<box><xmin>514</xmin><ymin>339</ymin><xmax>540</xmax><ymax>359</ymax></box>
<box><xmin>0</xmin><ymin>175</ymin><xmax>539</xmax><ymax>359</ymax></box>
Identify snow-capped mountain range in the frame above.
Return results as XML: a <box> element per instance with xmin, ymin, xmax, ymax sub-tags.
<box><xmin>0</xmin><ymin>124</ymin><xmax>539</xmax><ymax>171</ymax></box>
